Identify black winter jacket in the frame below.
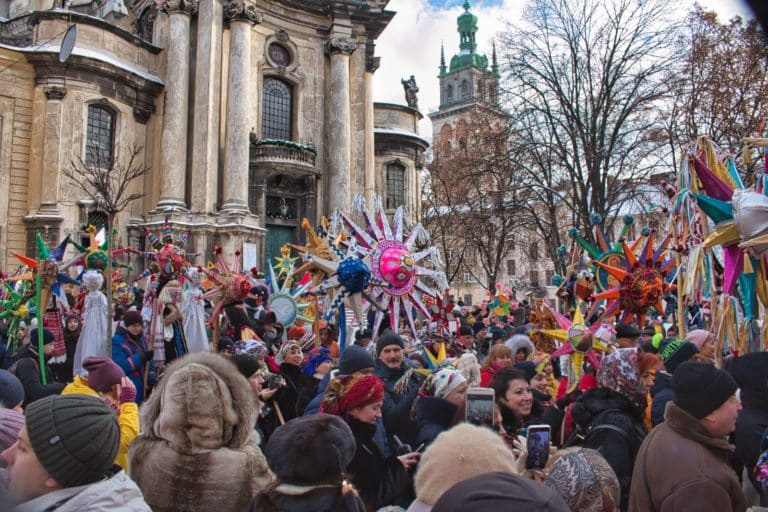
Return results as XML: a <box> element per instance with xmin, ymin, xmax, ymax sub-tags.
<box><xmin>571</xmin><ymin>387</ymin><xmax>647</xmax><ymax>512</ymax></box>
<box><xmin>650</xmin><ymin>371</ymin><xmax>674</xmax><ymax>427</ymax></box>
<box><xmin>346</xmin><ymin>418</ymin><xmax>414</xmax><ymax>510</ymax></box>
<box><xmin>13</xmin><ymin>344</ymin><xmax>65</xmax><ymax>406</ymax></box>
<box><xmin>413</xmin><ymin>396</ymin><xmax>457</xmax><ymax>448</ymax></box>
<box><xmin>374</xmin><ymin>359</ymin><xmax>423</xmax><ymax>446</ymax></box>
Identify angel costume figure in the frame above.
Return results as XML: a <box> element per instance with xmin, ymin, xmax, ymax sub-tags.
<box><xmin>155</xmin><ymin>279</ymin><xmax>188</xmax><ymax>363</ymax></box>
<box><xmin>181</xmin><ymin>268</ymin><xmax>209</xmax><ymax>353</ymax></box>
<box><xmin>72</xmin><ymin>271</ymin><xmax>109</xmax><ymax>374</ymax></box>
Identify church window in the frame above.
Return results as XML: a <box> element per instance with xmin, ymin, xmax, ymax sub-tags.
<box><xmin>461</xmin><ymin>79</ymin><xmax>469</xmax><ymax>99</ymax></box>
<box><xmin>446</xmin><ymin>84</ymin><xmax>453</xmax><ymax>101</ymax></box>
<box><xmin>267</xmin><ymin>43</ymin><xmax>292</xmax><ymax>67</ymax></box>
<box><xmin>262</xmin><ymin>77</ymin><xmax>293</xmax><ymax>140</ymax></box>
<box><xmin>386</xmin><ymin>163</ymin><xmax>405</xmax><ymax>209</ymax></box>
<box><xmin>85</xmin><ymin>104</ymin><xmax>115</xmax><ymax>168</ymax></box>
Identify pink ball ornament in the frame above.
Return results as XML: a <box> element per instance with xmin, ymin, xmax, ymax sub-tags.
<box><xmin>374</xmin><ymin>240</ymin><xmax>416</xmax><ymax>296</ymax></box>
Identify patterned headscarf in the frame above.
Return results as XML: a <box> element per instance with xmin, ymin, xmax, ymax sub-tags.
<box><xmin>545</xmin><ymin>448</ymin><xmax>620</xmax><ymax>512</ymax></box>
<box><xmin>320</xmin><ymin>374</ymin><xmax>385</xmax><ymax>416</ymax></box>
<box><xmin>233</xmin><ymin>339</ymin><xmax>268</xmax><ymax>359</ymax></box>
<box><xmin>419</xmin><ymin>368</ymin><xmax>466</xmax><ymax>399</ymax></box>
<box><xmin>275</xmin><ymin>341</ymin><xmax>302</xmax><ymax>366</ymax></box>
<box><xmin>597</xmin><ymin>348</ymin><xmax>645</xmax><ymax>406</ymax></box>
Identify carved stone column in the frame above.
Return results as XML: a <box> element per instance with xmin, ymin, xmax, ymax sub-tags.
<box><xmin>326</xmin><ymin>37</ymin><xmax>357</xmax><ymax>213</ymax></box>
<box><xmin>253</xmin><ymin>174</ymin><xmax>267</xmax><ymax>227</ymax></box>
<box><xmin>38</xmin><ymin>83</ymin><xmax>67</xmax><ymax>216</ymax></box>
<box><xmin>189</xmin><ymin>0</ymin><xmax>224</xmax><ymax>213</ymax></box>
<box><xmin>364</xmin><ymin>53</ymin><xmax>379</xmax><ymax>207</ymax></box>
<box><xmin>221</xmin><ymin>0</ymin><xmax>261</xmax><ymax>214</ymax></box>
<box><xmin>303</xmin><ymin>174</ymin><xmax>317</xmax><ymax>225</ymax></box>
<box><xmin>156</xmin><ymin>0</ymin><xmax>197</xmax><ymax>211</ymax></box>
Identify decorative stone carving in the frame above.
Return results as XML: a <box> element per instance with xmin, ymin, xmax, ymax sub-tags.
<box><xmin>326</xmin><ymin>37</ymin><xmax>358</xmax><ymax>55</ymax></box>
<box><xmin>366</xmin><ymin>55</ymin><xmax>381</xmax><ymax>73</ymax></box>
<box><xmin>160</xmin><ymin>0</ymin><xmax>198</xmax><ymax>16</ymax></box>
<box><xmin>133</xmin><ymin>104</ymin><xmax>153</xmax><ymax>124</ymax></box>
<box><xmin>224</xmin><ymin>0</ymin><xmax>262</xmax><ymax>24</ymax></box>
<box><xmin>275</xmin><ymin>28</ymin><xmax>290</xmax><ymax>42</ymax></box>
<box><xmin>43</xmin><ymin>85</ymin><xmax>66</xmax><ymax>100</ymax></box>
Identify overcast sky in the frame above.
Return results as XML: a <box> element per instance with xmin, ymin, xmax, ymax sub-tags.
<box><xmin>372</xmin><ymin>0</ymin><xmax>756</xmax><ymax>140</ymax></box>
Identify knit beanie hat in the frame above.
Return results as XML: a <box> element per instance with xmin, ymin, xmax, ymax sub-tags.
<box><xmin>321</xmin><ymin>374</ymin><xmax>385</xmax><ymax>416</ymax></box>
<box><xmin>672</xmin><ymin>361</ymin><xmax>738</xmax><ymax>419</ymax></box>
<box><xmin>25</xmin><ymin>394</ymin><xmax>120</xmax><ymax>487</ymax></box>
<box><xmin>265</xmin><ymin>414</ymin><xmax>356</xmax><ymax>485</ymax></box>
<box><xmin>303</xmin><ymin>347</ymin><xmax>333</xmax><ymax>376</ymax></box>
<box><xmin>458</xmin><ymin>324</ymin><xmax>473</xmax><ymax>337</ymax></box>
<box><xmin>28</xmin><ymin>328</ymin><xmax>55</xmax><ymax>346</ymax></box>
<box><xmin>660</xmin><ymin>339</ymin><xmax>699</xmax><ymax>374</ymax></box>
<box><xmin>414</xmin><ymin>423</ymin><xmax>518</xmax><ymax>505</ymax></box>
<box><xmin>545</xmin><ymin>447</ymin><xmax>620</xmax><ymax>512</ymax></box>
<box><xmin>419</xmin><ymin>369</ymin><xmax>466</xmax><ymax>399</ymax></box>
<box><xmin>432</xmin><ymin>471</ymin><xmax>570</xmax><ymax>512</ymax></box>
<box><xmin>0</xmin><ymin>369</ymin><xmax>24</xmax><ymax>409</ymax></box>
<box><xmin>514</xmin><ymin>361</ymin><xmax>537</xmax><ymax>382</ymax></box>
<box><xmin>597</xmin><ymin>348</ymin><xmax>645</xmax><ymax>406</ymax></box>
<box><xmin>472</xmin><ymin>321</ymin><xmax>487</xmax><ymax>335</ymax></box>
<box><xmin>339</xmin><ymin>344</ymin><xmax>375</xmax><ymax>375</ymax></box>
<box><xmin>0</xmin><ymin>408</ymin><xmax>24</xmax><ymax>451</ymax></box>
<box><xmin>376</xmin><ymin>330</ymin><xmax>406</xmax><ymax>356</ymax></box>
<box><xmin>287</xmin><ymin>326</ymin><xmax>305</xmax><ymax>340</ymax></box>
<box><xmin>231</xmin><ymin>354</ymin><xmax>262</xmax><ymax>378</ymax></box>
<box><xmin>489</xmin><ymin>326</ymin><xmax>507</xmax><ymax>341</ymax></box>
<box><xmin>83</xmin><ymin>356</ymin><xmax>125</xmax><ymax>393</ymax></box>
<box><xmin>123</xmin><ymin>310</ymin><xmax>143</xmax><ymax>327</ymax></box>
<box><xmin>684</xmin><ymin>329</ymin><xmax>711</xmax><ymax>350</ymax></box>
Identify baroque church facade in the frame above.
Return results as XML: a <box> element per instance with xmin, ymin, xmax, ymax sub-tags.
<box><xmin>0</xmin><ymin>0</ymin><xmax>427</xmax><ymax>269</ymax></box>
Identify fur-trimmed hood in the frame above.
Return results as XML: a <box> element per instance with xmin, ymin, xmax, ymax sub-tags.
<box><xmin>129</xmin><ymin>352</ymin><xmax>273</xmax><ymax>512</ymax></box>
<box><xmin>505</xmin><ymin>335</ymin><xmax>535</xmax><ymax>359</ymax></box>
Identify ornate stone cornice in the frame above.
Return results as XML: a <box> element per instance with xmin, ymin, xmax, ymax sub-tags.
<box><xmin>366</xmin><ymin>55</ymin><xmax>381</xmax><ymax>73</ymax></box>
<box><xmin>43</xmin><ymin>85</ymin><xmax>66</xmax><ymax>100</ymax></box>
<box><xmin>224</xmin><ymin>0</ymin><xmax>262</xmax><ymax>24</ymax></box>
<box><xmin>326</xmin><ymin>37</ymin><xmax>358</xmax><ymax>56</ymax></box>
<box><xmin>160</xmin><ymin>0</ymin><xmax>198</xmax><ymax>16</ymax></box>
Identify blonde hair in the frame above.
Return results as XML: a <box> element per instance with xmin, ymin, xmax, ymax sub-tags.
<box><xmin>481</xmin><ymin>344</ymin><xmax>513</xmax><ymax>369</ymax></box>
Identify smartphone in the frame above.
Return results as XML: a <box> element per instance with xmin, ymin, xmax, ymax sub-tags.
<box><xmin>393</xmin><ymin>435</ymin><xmax>413</xmax><ymax>456</ymax></box>
<box><xmin>526</xmin><ymin>424</ymin><xmax>551</xmax><ymax>470</ymax></box>
<box><xmin>465</xmin><ymin>387</ymin><xmax>495</xmax><ymax>427</ymax></box>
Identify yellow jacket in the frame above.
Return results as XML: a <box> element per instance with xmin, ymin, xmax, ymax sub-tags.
<box><xmin>62</xmin><ymin>376</ymin><xmax>140</xmax><ymax>470</ymax></box>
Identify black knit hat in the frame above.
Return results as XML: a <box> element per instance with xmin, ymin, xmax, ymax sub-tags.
<box><xmin>266</xmin><ymin>414</ymin><xmax>356</xmax><ymax>485</ymax></box>
<box><xmin>25</xmin><ymin>394</ymin><xmax>119</xmax><ymax>487</ymax></box>
<box><xmin>375</xmin><ymin>330</ymin><xmax>405</xmax><ymax>356</ymax></box>
<box><xmin>660</xmin><ymin>339</ymin><xmax>699</xmax><ymax>374</ymax></box>
<box><xmin>672</xmin><ymin>361</ymin><xmax>738</xmax><ymax>419</ymax></box>
<box><xmin>339</xmin><ymin>345</ymin><xmax>375</xmax><ymax>375</ymax></box>
<box><xmin>231</xmin><ymin>354</ymin><xmax>261</xmax><ymax>378</ymax></box>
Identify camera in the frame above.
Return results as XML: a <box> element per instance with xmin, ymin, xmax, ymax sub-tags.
<box><xmin>265</xmin><ymin>373</ymin><xmax>285</xmax><ymax>390</ymax></box>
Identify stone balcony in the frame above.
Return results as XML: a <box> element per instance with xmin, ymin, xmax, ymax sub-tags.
<box><xmin>249</xmin><ymin>135</ymin><xmax>317</xmax><ymax>177</ymax></box>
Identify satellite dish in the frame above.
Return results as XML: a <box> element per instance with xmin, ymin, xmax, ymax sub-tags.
<box><xmin>59</xmin><ymin>25</ymin><xmax>77</xmax><ymax>63</ymax></box>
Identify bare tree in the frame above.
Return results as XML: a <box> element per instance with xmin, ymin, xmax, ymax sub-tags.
<box><xmin>665</xmin><ymin>6</ymin><xmax>768</xmax><ymax>179</ymax></box>
<box><xmin>500</xmin><ymin>0</ymin><xmax>677</xmax><ymax>250</ymax></box>
<box><xmin>63</xmin><ymin>144</ymin><xmax>150</xmax><ymax>354</ymax></box>
<box><xmin>423</xmin><ymin>113</ymin><xmax>531</xmax><ymax>292</ymax></box>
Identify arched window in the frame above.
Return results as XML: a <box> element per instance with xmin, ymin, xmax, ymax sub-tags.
<box><xmin>262</xmin><ymin>77</ymin><xmax>293</xmax><ymax>140</ymax></box>
<box><xmin>85</xmin><ymin>104</ymin><xmax>115</xmax><ymax>168</ymax></box>
<box><xmin>386</xmin><ymin>163</ymin><xmax>405</xmax><ymax>210</ymax></box>
<box><xmin>461</xmin><ymin>79</ymin><xmax>469</xmax><ymax>99</ymax></box>
<box><xmin>446</xmin><ymin>84</ymin><xmax>453</xmax><ymax>101</ymax></box>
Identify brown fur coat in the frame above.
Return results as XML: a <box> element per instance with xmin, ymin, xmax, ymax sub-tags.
<box><xmin>128</xmin><ymin>353</ymin><xmax>273</xmax><ymax>512</ymax></box>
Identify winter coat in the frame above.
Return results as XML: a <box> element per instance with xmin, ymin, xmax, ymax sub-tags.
<box><xmin>413</xmin><ymin>396</ymin><xmax>457</xmax><ymax>448</ymax></box>
<box><xmin>346</xmin><ymin>417</ymin><xmax>414</xmax><ymax>510</ymax></box>
<box><xmin>111</xmin><ymin>327</ymin><xmax>154</xmax><ymax>405</ymax></box>
<box><xmin>375</xmin><ymin>359</ymin><xmax>423</xmax><ymax>446</ymax></box>
<box><xmin>650</xmin><ymin>371</ymin><xmax>673</xmax><ymax>427</ymax></box>
<box><xmin>479</xmin><ymin>367</ymin><xmax>495</xmax><ymax>387</ymax></box>
<box><xmin>275</xmin><ymin>362</ymin><xmax>318</xmax><ymax>420</ymax></box>
<box><xmin>304</xmin><ymin>369</ymin><xmax>389</xmax><ymax>457</ymax></box>
<box><xmin>248</xmin><ymin>484</ymin><xmax>366</xmax><ymax>512</ymax></box>
<box><xmin>13</xmin><ymin>470</ymin><xmax>151</xmax><ymax>512</ymax></box>
<box><xmin>61</xmin><ymin>375</ymin><xmax>140</xmax><ymax>471</ymax></box>
<box><xmin>129</xmin><ymin>352</ymin><xmax>273</xmax><ymax>512</ymax></box>
<box><xmin>571</xmin><ymin>387</ymin><xmax>648</xmax><ymax>512</ymax></box>
<box><xmin>629</xmin><ymin>402</ymin><xmax>747</xmax><ymax>512</ymax></box>
<box><xmin>13</xmin><ymin>344</ymin><xmax>65</xmax><ymax>406</ymax></box>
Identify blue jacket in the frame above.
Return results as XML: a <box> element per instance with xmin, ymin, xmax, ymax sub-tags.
<box><xmin>112</xmin><ymin>327</ymin><xmax>155</xmax><ymax>405</ymax></box>
<box><xmin>650</xmin><ymin>371</ymin><xmax>673</xmax><ymax>427</ymax></box>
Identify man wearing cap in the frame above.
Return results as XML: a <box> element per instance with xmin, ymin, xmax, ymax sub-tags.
<box><xmin>61</xmin><ymin>356</ymin><xmax>139</xmax><ymax>471</ymax></box>
<box><xmin>650</xmin><ymin>339</ymin><xmax>700</xmax><ymax>426</ymax></box>
<box><xmin>374</xmin><ymin>330</ymin><xmax>423</xmax><ymax>446</ymax></box>
<box><xmin>12</xmin><ymin>328</ymin><xmax>65</xmax><ymax>407</ymax></box>
<box><xmin>112</xmin><ymin>310</ymin><xmax>155</xmax><ymax>405</ymax></box>
<box><xmin>1</xmin><ymin>394</ymin><xmax>150</xmax><ymax>511</ymax></box>
<box><xmin>615</xmin><ymin>323</ymin><xmax>641</xmax><ymax>348</ymax></box>
<box><xmin>629</xmin><ymin>361</ymin><xmax>747</xmax><ymax>512</ymax></box>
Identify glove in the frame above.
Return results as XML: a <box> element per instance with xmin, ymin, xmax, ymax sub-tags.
<box><xmin>119</xmin><ymin>385</ymin><xmax>137</xmax><ymax>404</ymax></box>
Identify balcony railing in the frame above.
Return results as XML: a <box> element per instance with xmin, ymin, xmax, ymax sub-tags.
<box><xmin>249</xmin><ymin>137</ymin><xmax>316</xmax><ymax>168</ymax></box>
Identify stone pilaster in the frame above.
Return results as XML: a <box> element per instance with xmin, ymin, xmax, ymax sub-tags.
<box><xmin>326</xmin><ymin>37</ymin><xmax>357</xmax><ymax>213</ymax></box>
<box><xmin>252</xmin><ymin>174</ymin><xmax>267</xmax><ymax>227</ymax></box>
<box><xmin>155</xmin><ymin>0</ymin><xmax>198</xmax><ymax>211</ymax></box>
<box><xmin>37</xmin><ymin>83</ymin><xmax>66</xmax><ymax>217</ymax></box>
<box><xmin>304</xmin><ymin>175</ymin><xmax>317</xmax><ymax>225</ymax></box>
<box><xmin>190</xmin><ymin>0</ymin><xmax>224</xmax><ymax>213</ymax></box>
<box><xmin>364</xmin><ymin>53</ymin><xmax>379</xmax><ymax>207</ymax></box>
<box><xmin>221</xmin><ymin>0</ymin><xmax>261</xmax><ymax>214</ymax></box>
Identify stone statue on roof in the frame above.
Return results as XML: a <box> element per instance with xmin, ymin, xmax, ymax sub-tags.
<box><xmin>401</xmin><ymin>75</ymin><xmax>419</xmax><ymax>110</ymax></box>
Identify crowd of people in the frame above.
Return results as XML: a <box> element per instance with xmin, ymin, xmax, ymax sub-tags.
<box><xmin>0</xmin><ymin>294</ymin><xmax>766</xmax><ymax>512</ymax></box>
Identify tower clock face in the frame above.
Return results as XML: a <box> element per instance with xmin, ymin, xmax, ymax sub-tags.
<box><xmin>268</xmin><ymin>43</ymin><xmax>291</xmax><ymax>67</ymax></box>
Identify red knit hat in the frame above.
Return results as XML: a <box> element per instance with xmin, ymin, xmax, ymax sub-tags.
<box><xmin>83</xmin><ymin>356</ymin><xmax>125</xmax><ymax>393</ymax></box>
<box><xmin>287</xmin><ymin>326</ymin><xmax>305</xmax><ymax>340</ymax></box>
<box><xmin>321</xmin><ymin>374</ymin><xmax>384</xmax><ymax>416</ymax></box>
